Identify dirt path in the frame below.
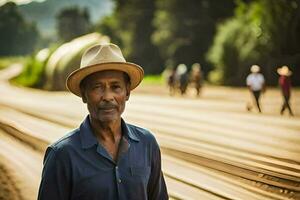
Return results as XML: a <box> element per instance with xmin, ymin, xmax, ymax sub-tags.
<box><xmin>0</xmin><ymin>159</ymin><xmax>22</xmax><ymax>200</ymax></box>
<box><xmin>0</xmin><ymin>65</ymin><xmax>299</xmax><ymax>199</ymax></box>
<box><xmin>0</xmin><ymin>129</ymin><xmax>43</xmax><ymax>200</ymax></box>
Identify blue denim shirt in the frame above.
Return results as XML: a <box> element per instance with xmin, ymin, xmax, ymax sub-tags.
<box><xmin>38</xmin><ymin>116</ymin><xmax>168</xmax><ymax>200</ymax></box>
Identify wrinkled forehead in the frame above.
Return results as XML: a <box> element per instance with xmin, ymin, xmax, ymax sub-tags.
<box><xmin>86</xmin><ymin>70</ymin><xmax>125</xmax><ymax>81</ymax></box>
<box><xmin>80</xmin><ymin>70</ymin><xmax>129</xmax><ymax>88</ymax></box>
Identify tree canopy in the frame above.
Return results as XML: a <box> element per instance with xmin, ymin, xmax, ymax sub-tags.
<box><xmin>96</xmin><ymin>0</ymin><xmax>300</xmax><ymax>85</ymax></box>
<box><xmin>97</xmin><ymin>0</ymin><xmax>236</xmax><ymax>75</ymax></box>
<box><xmin>207</xmin><ymin>0</ymin><xmax>300</xmax><ymax>85</ymax></box>
<box><xmin>56</xmin><ymin>6</ymin><xmax>91</xmax><ymax>42</ymax></box>
<box><xmin>111</xmin><ymin>0</ymin><xmax>164</xmax><ymax>74</ymax></box>
<box><xmin>6</xmin><ymin>0</ymin><xmax>300</xmax><ymax>86</ymax></box>
<box><xmin>153</xmin><ymin>0</ymin><xmax>236</xmax><ymax>74</ymax></box>
<box><xmin>0</xmin><ymin>2</ymin><xmax>39</xmax><ymax>56</ymax></box>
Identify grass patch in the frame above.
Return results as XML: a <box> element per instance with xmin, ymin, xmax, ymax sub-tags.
<box><xmin>0</xmin><ymin>56</ymin><xmax>27</xmax><ymax>69</ymax></box>
<box><xmin>11</xmin><ymin>55</ymin><xmax>47</xmax><ymax>88</ymax></box>
<box><xmin>142</xmin><ymin>74</ymin><xmax>164</xmax><ymax>85</ymax></box>
<box><xmin>11</xmin><ymin>48</ymin><xmax>54</xmax><ymax>88</ymax></box>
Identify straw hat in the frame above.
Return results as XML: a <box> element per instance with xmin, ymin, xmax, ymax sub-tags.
<box><xmin>250</xmin><ymin>65</ymin><xmax>260</xmax><ymax>73</ymax></box>
<box><xmin>66</xmin><ymin>43</ymin><xmax>144</xmax><ymax>97</ymax></box>
<box><xmin>277</xmin><ymin>65</ymin><xmax>292</xmax><ymax>76</ymax></box>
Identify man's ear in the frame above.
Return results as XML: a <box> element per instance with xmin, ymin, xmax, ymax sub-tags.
<box><xmin>126</xmin><ymin>85</ymin><xmax>130</xmax><ymax>101</ymax></box>
<box><xmin>81</xmin><ymin>90</ymin><xmax>87</xmax><ymax>103</ymax></box>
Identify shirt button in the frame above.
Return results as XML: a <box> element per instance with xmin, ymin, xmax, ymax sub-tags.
<box><xmin>118</xmin><ymin>179</ymin><xmax>122</xmax><ymax>183</ymax></box>
<box><xmin>116</xmin><ymin>166</ymin><xmax>118</xmax><ymax>169</ymax></box>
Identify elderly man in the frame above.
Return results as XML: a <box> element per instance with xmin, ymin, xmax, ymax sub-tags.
<box><xmin>38</xmin><ymin>43</ymin><xmax>168</xmax><ymax>200</ymax></box>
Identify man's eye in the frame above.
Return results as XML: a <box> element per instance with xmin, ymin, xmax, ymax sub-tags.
<box><xmin>112</xmin><ymin>85</ymin><xmax>121</xmax><ymax>89</ymax></box>
<box><xmin>92</xmin><ymin>85</ymin><xmax>103</xmax><ymax>89</ymax></box>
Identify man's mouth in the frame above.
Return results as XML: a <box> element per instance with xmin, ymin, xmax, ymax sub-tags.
<box><xmin>99</xmin><ymin>105</ymin><xmax>117</xmax><ymax>112</ymax></box>
<box><xmin>102</xmin><ymin>108</ymin><xmax>115</xmax><ymax>111</ymax></box>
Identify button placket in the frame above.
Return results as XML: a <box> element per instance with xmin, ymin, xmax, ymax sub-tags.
<box><xmin>115</xmin><ymin>166</ymin><xmax>121</xmax><ymax>184</ymax></box>
<box><xmin>114</xmin><ymin>165</ymin><xmax>123</xmax><ymax>199</ymax></box>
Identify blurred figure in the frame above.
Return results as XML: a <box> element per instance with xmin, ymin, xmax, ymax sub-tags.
<box><xmin>277</xmin><ymin>66</ymin><xmax>294</xmax><ymax>116</ymax></box>
<box><xmin>176</xmin><ymin>64</ymin><xmax>188</xmax><ymax>95</ymax></box>
<box><xmin>246</xmin><ymin>65</ymin><xmax>265</xmax><ymax>113</ymax></box>
<box><xmin>166</xmin><ymin>67</ymin><xmax>177</xmax><ymax>95</ymax></box>
<box><xmin>162</xmin><ymin>60</ymin><xmax>177</xmax><ymax>96</ymax></box>
<box><xmin>189</xmin><ymin>63</ymin><xmax>203</xmax><ymax>96</ymax></box>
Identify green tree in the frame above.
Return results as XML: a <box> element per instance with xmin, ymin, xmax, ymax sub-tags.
<box><xmin>56</xmin><ymin>6</ymin><xmax>91</xmax><ymax>42</ymax></box>
<box><xmin>153</xmin><ymin>0</ymin><xmax>236</xmax><ymax>74</ymax></box>
<box><xmin>0</xmin><ymin>2</ymin><xmax>39</xmax><ymax>55</ymax></box>
<box><xmin>96</xmin><ymin>0</ymin><xmax>163</xmax><ymax>74</ymax></box>
<box><xmin>207</xmin><ymin>0</ymin><xmax>300</xmax><ymax>85</ymax></box>
<box><xmin>129</xmin><ymin>0</ymin><xmax>164</xmax><ymax>74</ymax></box>
<box><xmin>95</xmin><ymin>14</ymin><xmax>122</xmax><ymax>46</ymax></box>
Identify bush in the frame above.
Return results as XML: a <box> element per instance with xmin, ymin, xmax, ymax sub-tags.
<box><xmin>11</xmin><ymin>48</ymin><xmax>51</xmax><ymax>87</ymax></box>
<box><xmin>0</xmin><ymin>56</ymin><xmax>26</xmax><ymax>69</ymax></box>
<box><xmin>142</xmin><ymin>75</ymin><xmax>164</xmax><ymax>85</ymax></box>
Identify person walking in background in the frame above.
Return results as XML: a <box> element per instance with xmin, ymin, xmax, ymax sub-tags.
<box><xmin>246</xmin><ymin>65</ymin><xmax>265</xmax><ymax>113</ymax></box>
<box><xmin>277</xmin><ymin>66</ymin><xmax>294</xmax><ymax>116</ymax></box>
<box><xmin>167</xmin><ymin>67</ymin><xmax>177</xmax><ymax>96</ymax></box>
<box><xmin>189</xmin><ymin>63</ymin><xmax>203</xmax><ymax>97</ymax></box>
<box><xmin>176</xmin><ymin>64</ymin><xmax>189</xmax><ymax>95</ymax></box>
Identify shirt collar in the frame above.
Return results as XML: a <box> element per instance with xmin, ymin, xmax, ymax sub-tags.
<box><xmin>80</xmin><ymin>116</ymin><xmax>140</xmax><ymax>149</ymax></box>
<box><xmin>121</xmin><ymin>119</ymin><xmax>140</xmax><ymax>142</ymax></box>
<box><xmin>80</xmin><ymin>116</ymin><xmax>98</xmax><ymax>149</ymax></box>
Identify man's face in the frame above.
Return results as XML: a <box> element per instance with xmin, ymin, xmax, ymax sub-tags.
<box><xmin>81</xmin><ymin>70</ymin><xmax>130</xmax><ymax>123</ymax></box>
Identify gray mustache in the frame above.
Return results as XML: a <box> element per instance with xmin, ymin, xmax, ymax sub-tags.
<box><xmin>98</xmin><ymin>104</ymin><xmax>117</xmax><ymax>109</ymax></box>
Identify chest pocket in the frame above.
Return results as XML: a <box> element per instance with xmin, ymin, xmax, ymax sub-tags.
<box><xmin>131</xmin><ymin>166</ymin><xmax>151</xmax><ymax>178</ymax></box>
<box><xmin>122</xmin><ymin>166</ymin><xmax>151</xmax><ymax>184</ymax></box>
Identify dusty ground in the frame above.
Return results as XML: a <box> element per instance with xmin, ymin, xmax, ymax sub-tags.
<box><xmin>0</xmin><ymin>159</ymin><xmax>22</xmax><ymax>200</ymax></box>
<box><xmin>136</xmin><ymin>83</ymin><xmax>300</xmax><ymax>117</ymax></box>
<box><xmin>0</xmin><ymin>65</ymin><xmax>299</xmax><ymax>199</ymax></box>
<box><xmin>0</xmin><ymin>128</ymin><xmax>43</xmax><ymax>200</ymax></box>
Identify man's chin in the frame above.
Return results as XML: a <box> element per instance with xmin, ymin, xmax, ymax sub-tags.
<box><xmin>97</xmin><ymin>115</ymin><xmax>120</xmax><ymax>123</ymax></box>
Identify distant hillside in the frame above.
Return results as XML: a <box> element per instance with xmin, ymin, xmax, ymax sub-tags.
<box><xmin>18</xmin><ymin>0</ymin><xmax>113</xmax><ymax>36</ymax></box>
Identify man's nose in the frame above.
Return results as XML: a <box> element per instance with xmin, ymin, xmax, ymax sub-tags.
<box><xmin>102</xmin><ymin>89</ymin><xmax>114</xmax><ymax>101</ymax></box>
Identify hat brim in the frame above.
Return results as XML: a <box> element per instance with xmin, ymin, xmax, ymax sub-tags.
<box><xmin>66</xmin><ymin>62</ymin><xmax>144</xmax><ymax>97</ymax></box>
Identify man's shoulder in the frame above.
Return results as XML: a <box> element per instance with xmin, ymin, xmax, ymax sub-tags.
<box><xmin>49</xmin><ymin>128</ymin><xmax>80</xmax><ymax>152</ymax></box>
<box><xmin>126</xmin><ymin>123</ymin><xmax>157</xmax><ymax>143</ymax></box>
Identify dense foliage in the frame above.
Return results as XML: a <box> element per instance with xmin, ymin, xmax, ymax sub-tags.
<box><xmin>207</xmin><ymin>0</ymin><xmax>300</xmax><ymax>85</ymax></box>
<box><xmin>100</xmin><ymin>0</ymin><xmax>164</xmax><ymax>74</ymax></box>
<box><xmin>97</xmin><ymin>0</ymin><xmax>236</xmax><ymax>75</ymax></box>
<box><xmin>18</xmin><ymin>0</ymin><xmax>112</xmax><ymax>37</ymax></box>
<box><xmin>153</xmin><ymin>0</ymin><xmax>236</xmax><ymax>75</ymax></box>
<box><xmin>56</xmin><ymin>6</ymin><xmax>91</xmax><ymax>42</ymax></box>
<box><xmin>97</xmin><ymin>0</ymin><xmax>300</xmax><ymax>85</ymax></box>
<box><xmin>3</xmin><ymin>0</ymin><xmax>300</xmax><ymax>87</ymax></box>
<box><xmin>0</xmin><ymin>2</ymin><xmax>39</xmax><ymax>56</ymax></box>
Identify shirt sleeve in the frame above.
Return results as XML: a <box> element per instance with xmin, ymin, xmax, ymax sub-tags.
<box><xmin>38</xmin><ymin>146</ymin><xmax>71</xmax><ymax>200</ymax></box>
<box><xmin>246</xmin><ymin>75</ymin><xmax>251</xmax><ymax>86</ymax></box>
<box><xmin>147</xmin><ymin>138</ymin><xmax>169</xmax><ymax>200</ymax></box>
<box><xmin>260</xmin><ymin>74</ymin><xmax>265</xmax><ymax>84</ymax></box>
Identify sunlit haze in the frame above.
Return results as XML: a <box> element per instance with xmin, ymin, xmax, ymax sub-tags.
<box><xmin>0</xmin><ymin>0</ymin><xmax>45</xmax><ymax>6</ymax></box>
